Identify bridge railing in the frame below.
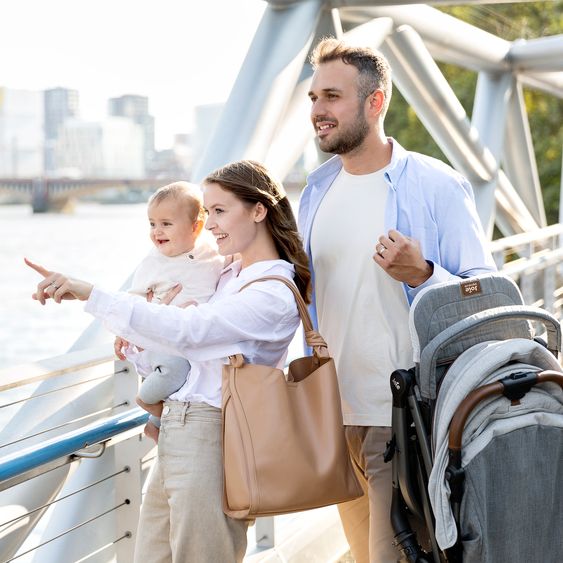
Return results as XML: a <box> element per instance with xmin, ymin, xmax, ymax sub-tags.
<box><xmin>0</xmin><ymin>348</ymin><xmax>347</xmax><ymax>562</ymax></box>
<box><xmin>0</xmin><ymin>348</ymin><xmax>153</xmax><ymax>563</ymax></box>
<box><xmin>490</xmin><ymin>224</ymin><xmax>563</xmax><ymax>319</ymax></box>
<box><xmin>0</xmin><ymin>178</ymin><xmax>177</xmax><ymax>213</ymax></box>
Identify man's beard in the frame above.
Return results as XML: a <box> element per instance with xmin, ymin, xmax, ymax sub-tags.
<box><xmin>319</xmin><ymin>109</ymin><xmax>369</xmax><ymax>155</ymax></box>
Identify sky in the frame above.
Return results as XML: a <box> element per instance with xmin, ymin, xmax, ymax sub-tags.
<box><xmin>1</xmin><ymin>0</ymin><xmax>266</xmax><ymax>149</ymax></box>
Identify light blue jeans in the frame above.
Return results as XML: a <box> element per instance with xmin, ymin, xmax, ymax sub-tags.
<box><xmin>134</xmin><ymin>401</ymin><xmax>248</xmax><ymax>562</ymax></box>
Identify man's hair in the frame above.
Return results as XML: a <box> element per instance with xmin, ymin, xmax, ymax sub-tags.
<box><xmin>310</xmin><ymin>37</ymin><xmax>392</xmax><ymax>118</ymax></box>
<box><xmin>148</xmin><ymin>181</ymin><xmax>205</xmax><ymax>223</ymax></box>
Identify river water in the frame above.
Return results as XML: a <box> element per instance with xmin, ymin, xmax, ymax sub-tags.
<box><xmin>0</xmin><ymin>202</ymin><xmax>149</xmax><ymax>370</ymax></box>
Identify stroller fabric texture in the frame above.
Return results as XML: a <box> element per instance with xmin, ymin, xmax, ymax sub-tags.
<box><xmin>428</xmin><ymin>338</ymin><xmax>563</xmax><ymax>550</ymax></box>
<box><xmin>402</xmin><ymin>273</ymin><xmax>563</xmax><ymax>562</ymax></box>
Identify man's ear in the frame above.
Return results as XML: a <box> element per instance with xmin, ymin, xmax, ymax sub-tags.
<box><xmin>192</xmin><ymin>219</ymin><xmax>204</xmax><ymax>237</ymax></box>
<box><xmin>367</xmin><ymin>89</ymin><xmax>385</xmax><ymax>117</ymax></box>
<box><xmin>254</xmin><ymin>202</ymin><xmax>268</xmax><ymax>223</ymax></box>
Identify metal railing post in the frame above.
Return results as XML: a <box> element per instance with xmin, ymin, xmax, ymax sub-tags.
<box><xmin>112</xmin><ymin>359</ymin><xmax>144</xmax><ymax>562</ymax></box>
<box><xmin>544</xmin><ymin>265</ymin><xmax>557</xmax><ymax>313</ymax></box>
<box><xmin>113</xmin><ymin>437</ymin><xmax>144</xmax><ymax>561</ymax></box>
<box><xmin>255</xmin><ymin>516</ymin><xmax>275</xmax><ymax>549</ymax></box>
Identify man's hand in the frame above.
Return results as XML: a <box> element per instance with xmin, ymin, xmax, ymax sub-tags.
<box><xmin>373</xmin><ymin>230</ymin><xmax>433</xmax><ymax>287</ymax></box>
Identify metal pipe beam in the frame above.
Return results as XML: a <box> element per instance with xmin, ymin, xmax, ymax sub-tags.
<box><xmin>496</xmin><ymin>170</ymin><xmax>540</xmax><ymax>235</ymax></box>
<box><xmin>560</xmin><ymin>151</ymin><xmax>563</xmax><ymax>228</ymax></box>
<box><xmin>264</xmin><ymin>8</ymin><xmax>345</xmax><ymax>179</ymax></box>
<box><xmin>471</xmin><ymin>71</ymin><xmax>514</xmax><ymax>235</ymax></box>
<box><xmin>381</xmin><ymin>25</ymin><xmax>497</xmax><ymax>183</ymax></box>
<box><xmin>341</xmin><ymin>4</ymin><xmax>510</xmax><ymax>72</ymax></box>
<box><xmin>508</xmin><ymin>35</ymin><xmax>563</xmax><ymax>72</ymax></box>
<box><xmin>520</xmin><ymin>71</ymin><xmax>563</xmax><ymax>99</ymax></box>
<box><xmin>268</xmin><ymin>0</ymin><xmax>538</xmax><ymax>6</ymax></box>
<box><xmin>502</xmin><ymin>80</ymin><xmax>547</xmax><ymax>227</ymax></box>
<box><xmin>381</xmin><ymin>24</ymin><xmax>538</xmax><ymax>235</ymax></box>
<box><xmin>192</xmin><ymin>0</ymin><xmax>323</xmax><ymax>181</ymax></box>
<box><xmin>339</xmin><ymin>5</ymin><xmax>563</xmax><ymax>99</ymax></box>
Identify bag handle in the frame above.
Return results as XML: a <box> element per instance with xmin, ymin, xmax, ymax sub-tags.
<box><xmin>238</xmin><ymin>275</ymin><xmax>329</xmax><ymax>359</ymax></box>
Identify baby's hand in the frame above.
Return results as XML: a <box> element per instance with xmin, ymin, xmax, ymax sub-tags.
<box><xmin>144</xmin><ymin>422</ymin><xmax>160</xmax><ymax>443</ymax></box>
<box><xmin>114</xmin><ymin>336</ymin><xmax>130</xmax><ymax>361</ymax></box>
<box><xmin>148</xmin><ymin>284</ymin><xmax>182</xmax><ymax>305</ymax></box>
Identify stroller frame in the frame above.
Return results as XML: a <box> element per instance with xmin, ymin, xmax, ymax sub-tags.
<box><xmin>386</xmin><ymin>274</ymin><xmax>563</xmax><ymax>563</ymax></box>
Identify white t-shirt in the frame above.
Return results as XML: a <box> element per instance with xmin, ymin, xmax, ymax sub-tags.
<box><xmin>311</xmin><ymin>167</ymin><xmax>412</xmax><ymax>426</ymax></box>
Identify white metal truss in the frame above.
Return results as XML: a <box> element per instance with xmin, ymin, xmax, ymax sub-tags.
<box><xmin>194</xmin><ymin>0</ymin><xmax>563</xmax><ymax>238</ymax></box>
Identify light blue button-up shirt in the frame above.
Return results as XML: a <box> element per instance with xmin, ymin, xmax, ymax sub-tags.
<box><xmin>298</xmin><ymin>138</ymin><xmax>497</xmax><ymax>330</ymax></box>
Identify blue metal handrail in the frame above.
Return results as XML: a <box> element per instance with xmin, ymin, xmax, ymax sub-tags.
<box><xmin>0</xmin><ymin>408</ymin><xmax>149</xmax><ymax>483</ymax></box>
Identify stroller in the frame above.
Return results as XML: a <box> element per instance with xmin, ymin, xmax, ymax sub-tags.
<box><xmin>387</xmin><ymin>273</ymin><xmax>563</xmax><ymax>562</ymax></box>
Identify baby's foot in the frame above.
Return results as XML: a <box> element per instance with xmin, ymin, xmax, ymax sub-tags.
<box><xmin>136</xmin><ymin>396</ymin><xmax>164</xmax><ymax>417</ymax></box>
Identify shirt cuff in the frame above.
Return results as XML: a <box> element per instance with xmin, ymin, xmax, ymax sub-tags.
<box><xmin>406</xmin><ymin>261</ymin><xmax>457</xmax><ymax>301</ymax></box>
<box><xmin>84</xmin><ymin>286</ymin><xmax>115</xmax><ymax>319</ymax></box>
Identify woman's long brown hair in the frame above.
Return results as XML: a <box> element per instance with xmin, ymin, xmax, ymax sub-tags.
<box><xmin>204</xmin><ymin>160</ymin><xmax>311</xmax><ymax>304</ymax></box>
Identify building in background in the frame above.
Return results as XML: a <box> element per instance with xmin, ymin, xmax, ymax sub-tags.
<box><xmin>108</xmin><ymin>94</ymin><xmax>154</xmax><ymax>174</ymax></box>
<box><xmin>149</xmin><ymin>133</ymin><xmax>192</xmax><ymax>179</ymax></box>
<box><xmin>44</xmin><ymin>87</ymin><xmax>79</xmax><ymax>175</ymax></box>
<box><xmin>0</xmin><ymin>87</ymin><xmax>43</xmax><ymax>177</ymax></box>
<box><xmin>0</xmin><ymin>87</ymin><xmax>184</xmax><ymax>181</ymax></box>
<box><xmin>56</xmin><ymin>117</ymin><xmax>144</xmax><ymax>178</ymax></box>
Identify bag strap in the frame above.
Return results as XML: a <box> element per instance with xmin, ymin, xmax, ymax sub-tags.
<box><xmin>238</xmin><ymin>275</ymin><xmax>329</xmax><ymax>359</ymax></box>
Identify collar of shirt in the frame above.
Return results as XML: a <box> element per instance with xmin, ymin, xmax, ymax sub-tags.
<box><xmin>217</xmin><ymin>258</ymin><xmax>296</xmax><ymax>294</ymax></box>
<box><xmin>306</xmin><ymin>137</ymin><xmax>407</xmax><ymax>191</ymax></box>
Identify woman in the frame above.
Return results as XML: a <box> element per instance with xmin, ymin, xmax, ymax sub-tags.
<box><xmin>27</xmin><ymin>160</ymin><xmax>311</xmax><ymax>563</ymax></box>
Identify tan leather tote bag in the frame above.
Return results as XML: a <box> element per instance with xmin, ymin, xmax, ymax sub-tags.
<box><xmin>222</xmin><ymin>275</ymin><xmax>363</xmax><ymax>519</ymax></box>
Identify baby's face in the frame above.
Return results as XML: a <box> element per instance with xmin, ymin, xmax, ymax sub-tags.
<box><xmin>148</xmin><ymin>199</ymin><xmax>199</xmax><ymax>257</ymax></box>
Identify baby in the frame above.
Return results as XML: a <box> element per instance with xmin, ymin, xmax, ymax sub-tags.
<box><xmin>118</xmin><ymin>181</ymin><xmax>223</xmax><ymax>429</ymax></box>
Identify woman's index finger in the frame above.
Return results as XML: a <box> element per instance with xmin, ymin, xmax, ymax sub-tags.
<box><xmin>24</xmin><ymin>257</ymin><xmax>53</xmax><ymax>278</ymax></box>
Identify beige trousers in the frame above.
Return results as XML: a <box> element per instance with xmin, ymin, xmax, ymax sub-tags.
<box><xmin>338</xmin><ymin>426</ymin><xmax>400</xmax><ymax>563</ymax></box>
<box><xmin>134</xmin><ymin>401</ymin><xmax>248</xmax><ymax>563</ymax></box>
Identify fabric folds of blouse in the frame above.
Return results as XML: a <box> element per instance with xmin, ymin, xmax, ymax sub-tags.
<box><xmin>85</xmin><ymin>259</ymin><xmax>300</xmax><ymax>407</ymax></box>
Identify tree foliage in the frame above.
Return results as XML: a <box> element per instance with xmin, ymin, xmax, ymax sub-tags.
<box><xmin>385</xmin><ymin>1</ymin><xmax>563</xmax><ymax>224</ymax></box>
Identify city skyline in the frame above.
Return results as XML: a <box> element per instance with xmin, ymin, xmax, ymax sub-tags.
<box><xmin>2</xmin><ymin>0</ymin><xmax>266</xmax><ymax>150</ymax></box>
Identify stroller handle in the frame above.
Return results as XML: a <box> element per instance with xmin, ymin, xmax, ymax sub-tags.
<box><xmin>419</xmin><ymin>305</ymin><xmax>561</xmax><ymax>398</ymax></box>
<box><xmin>448</xmin><ymin>370</ymin><xmax>563</xmax><ymax>452</ymax></box>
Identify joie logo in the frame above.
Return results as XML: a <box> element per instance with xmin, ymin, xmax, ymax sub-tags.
<box><xmin>391</xmin><ymin>377</ymin><xmax>401</xmax><ymax>391</ymax></box>
<box><xmin>460</xmin><ymin>279</ymin><xmax>482</xmax><ymax>297</ymax></box>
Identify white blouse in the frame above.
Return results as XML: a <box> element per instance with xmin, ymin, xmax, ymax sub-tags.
<box><xmin>85</xmin><ymin>259</ymin><xmax>300</xmax><ymax>407</ymax></box>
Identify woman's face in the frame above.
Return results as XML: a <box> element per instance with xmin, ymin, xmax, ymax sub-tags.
<box><xmin>203</xmin><ymin>182</ymin><xmax>261</xmax><ymax>259</ymax></box>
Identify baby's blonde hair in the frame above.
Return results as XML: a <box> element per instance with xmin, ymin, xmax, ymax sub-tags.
<box><xmin>148</xmin><ymin>181</ymin><xmax>205</xmax><ymax>223</ymax></box>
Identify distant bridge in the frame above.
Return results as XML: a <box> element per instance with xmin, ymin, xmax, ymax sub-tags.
<box><xmin>0</xmin><ymin>178</ymin><xmax>178</xmax><ymax>212</ymax></box>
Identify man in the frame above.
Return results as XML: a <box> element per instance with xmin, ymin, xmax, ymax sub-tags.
<box><xmin>298</xmin><ymin>38</ymin><xmax>496</xmax><ymax>563</ymax></box>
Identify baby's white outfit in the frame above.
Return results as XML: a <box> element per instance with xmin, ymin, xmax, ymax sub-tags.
<box><xmin>127</xmin><ymin>235</ymin><xmax>223</xmax><ymax>425</ymax></box>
